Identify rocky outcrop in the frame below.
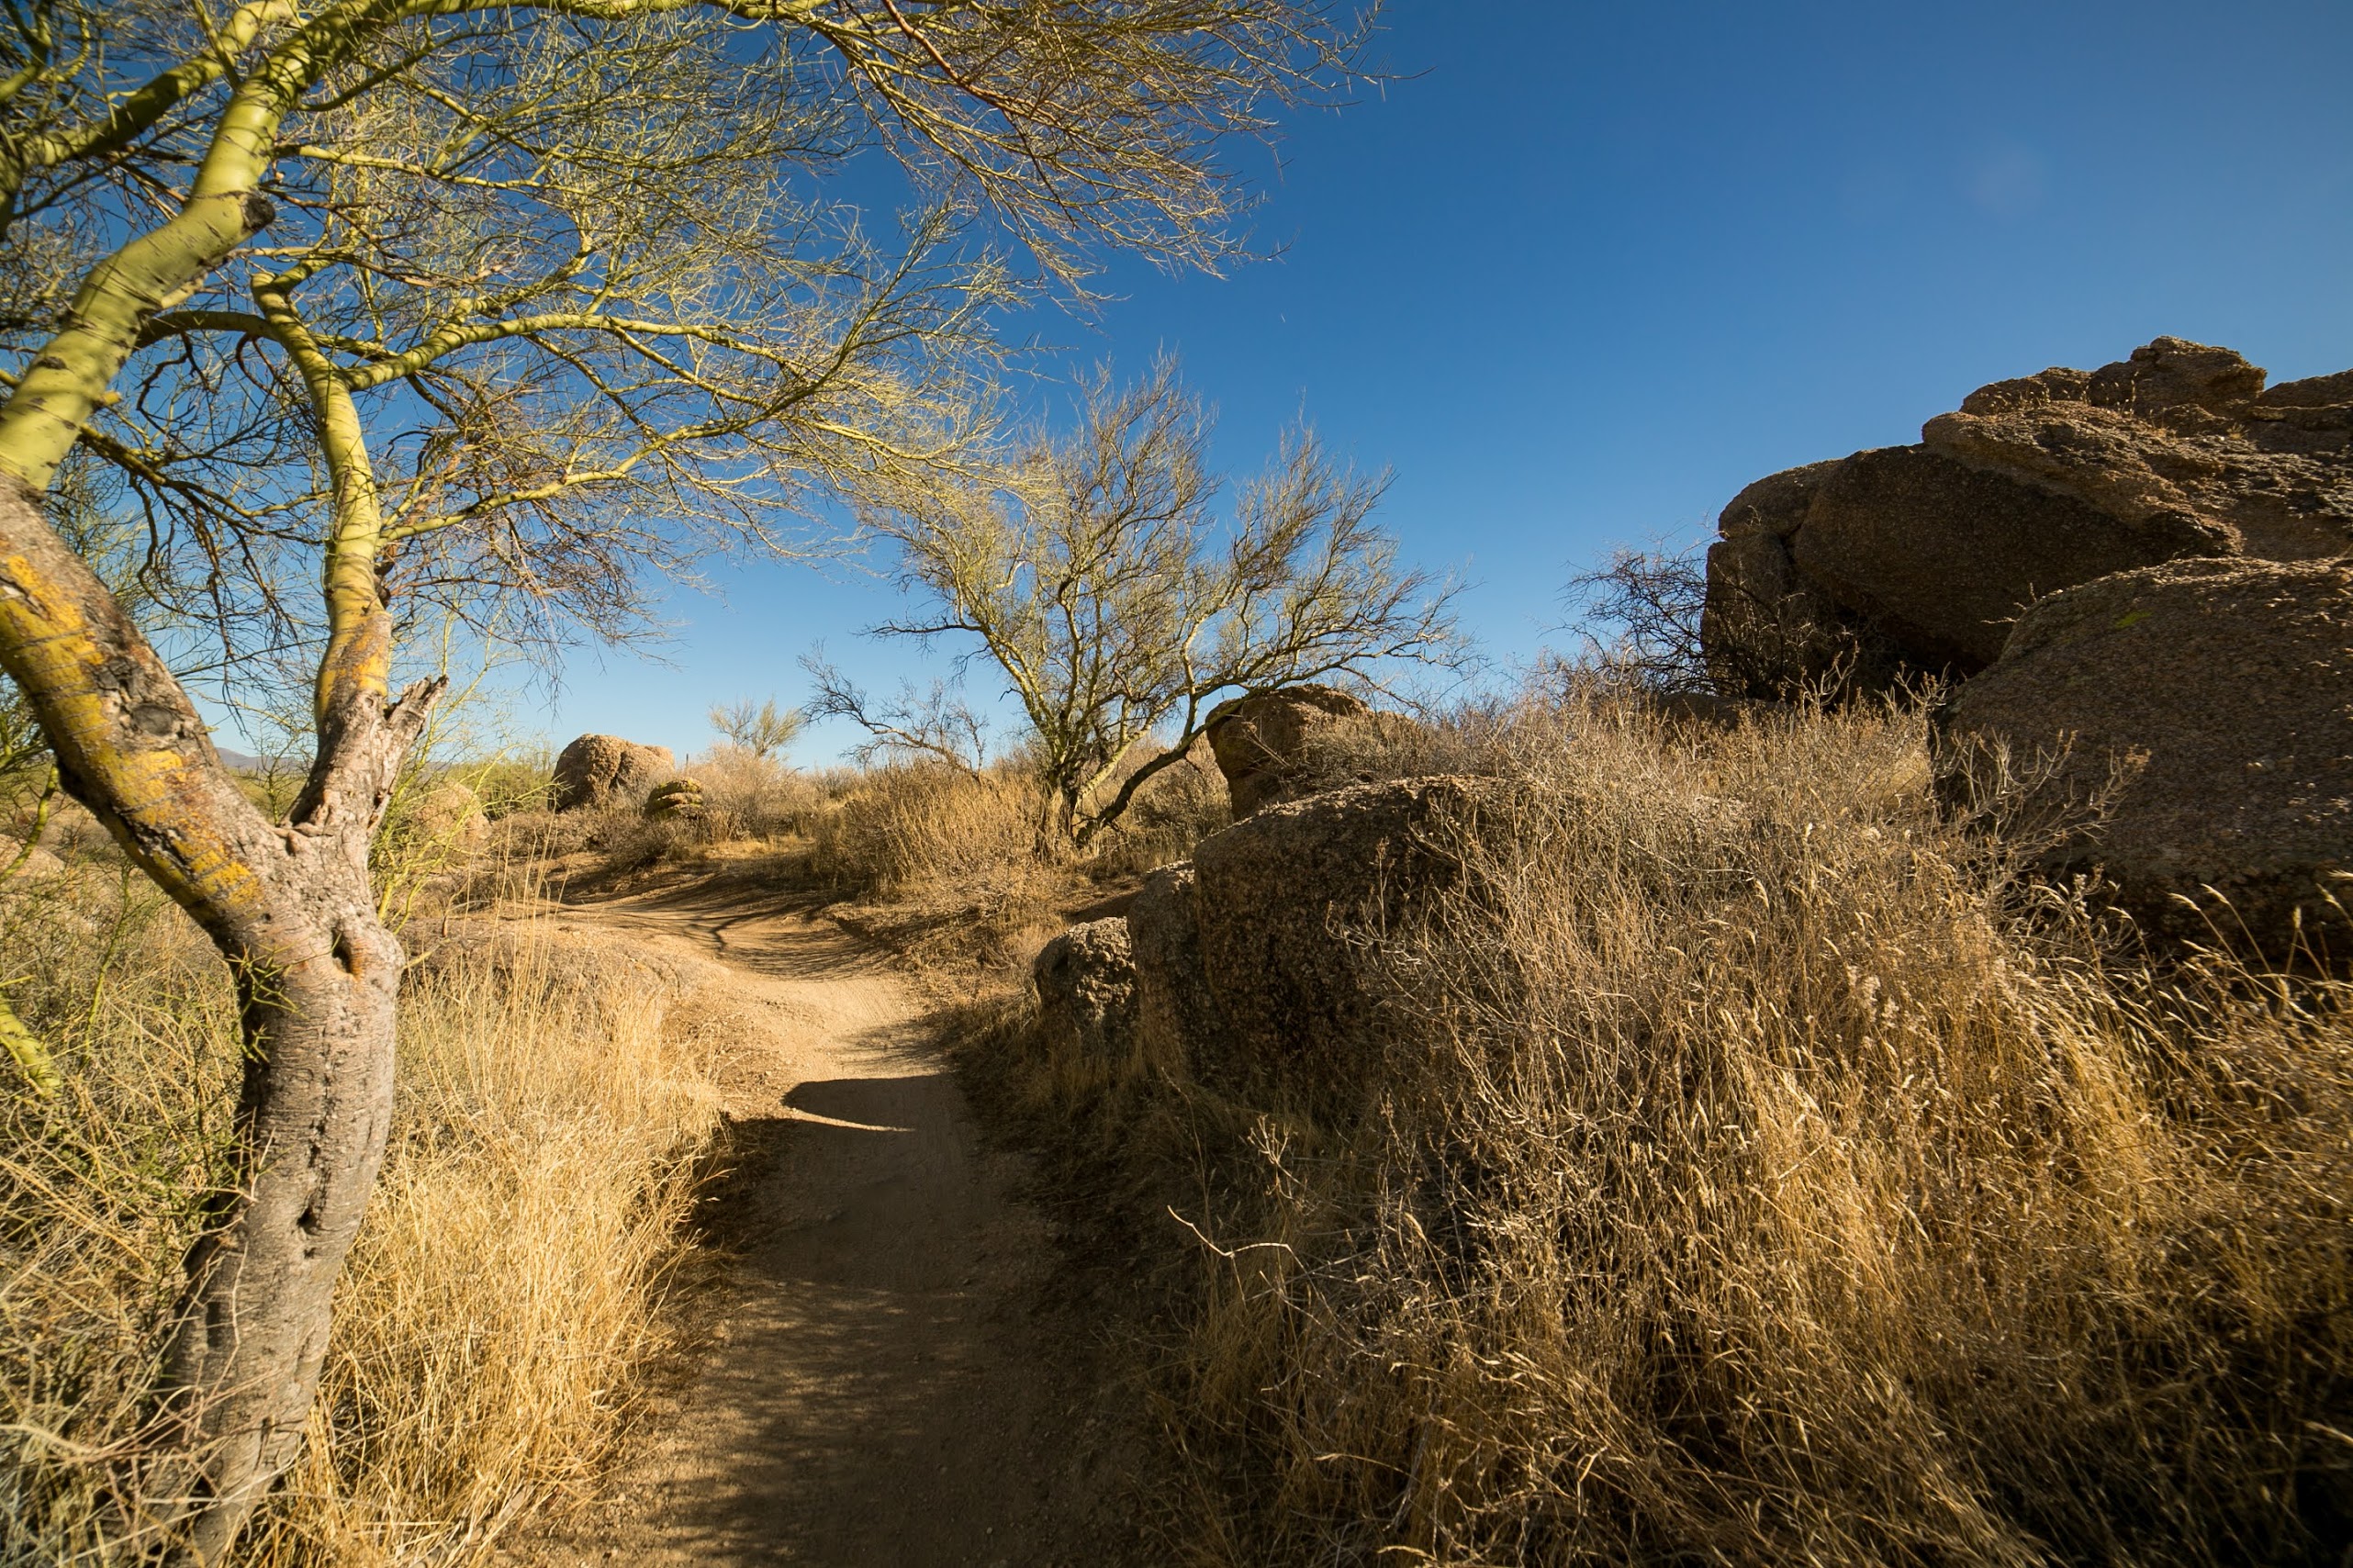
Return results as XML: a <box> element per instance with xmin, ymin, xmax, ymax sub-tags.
<box><xmin>552</xmin><ymin>734</ymin><xmax>675</xmax><ymax>812</ymax></box>
<box><xmin>1029</xmin><ymin>777</ymin><xmax>1504</xmax><ymax>1111</ymax></box>
<box><xmin>1032</xmin><ymin>918</ymin><xmax>1138</xmax><ymax>1066</ymax></box>
<box><xmin>1203</xmin><ymin>686</ymin><xmax>1373</xmax><ymax>818</ymax></box>
<box><xmin>1934</xmin><ymin>557</ymin><xmax>2353</xmax><ymax>959</ymax></box>
<box><xmin>1705</xmin><ymin>338</ymin><xmax>2353</xmax><ymax>698</ymax></box>
<box><xmin>1117</xmin><ymin>776</ymin><xmax>1502</xmax><ymax>1108</ymax></box>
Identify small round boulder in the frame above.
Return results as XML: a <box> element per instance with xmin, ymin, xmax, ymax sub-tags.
<box><xmin>1033</xmin><ymin>917</ymin><xmax>1138</xmax><ymax>1066</ymax></box>
<box><xmin>645</xmin><ymin>778</ymin><xmax>707</xmax><ymax>821</ymax></box>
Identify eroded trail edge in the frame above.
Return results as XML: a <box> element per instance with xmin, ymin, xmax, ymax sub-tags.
<box><xmin>513</xmin><ymin>879</ymin><xmax>1133</xmax><ymax>1568</ymax></box>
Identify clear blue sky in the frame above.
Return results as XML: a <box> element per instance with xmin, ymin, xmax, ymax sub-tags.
<box><xmin>531</xmin><ymin>0</ymin><xmax>2353</xmax><ymax>765</ymax></box>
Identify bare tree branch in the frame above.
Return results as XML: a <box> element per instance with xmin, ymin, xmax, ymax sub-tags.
<box><xmin>846</xmin><ymin>356</ymin><xmax>1462</xmax><ymax>845</ymax></box>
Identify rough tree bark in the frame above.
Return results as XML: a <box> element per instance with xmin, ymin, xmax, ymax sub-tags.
<box><xmin>0</xmin><ymin>476</ymin><xmax>440</xmax><ymax>1559</ymax></box>
<box><xmin>0</xmin><ymin>8</ymin><xmax>450</xmax><ymax>1551</ymax></box>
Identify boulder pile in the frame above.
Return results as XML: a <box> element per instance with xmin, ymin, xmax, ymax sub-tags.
<box><xmin>1702</xmin><ymin>337</ymin><xmax>2351</xmax><ymax>961</ymax></box>
<box><xmin>1049</xmin><ymin>336</ymin><xmax>2345</xmax><ymax>1036</ymax></box>
<box><xmin>552</xmin><ymin>734</ymin><xmax>675</xmax><ymax>812</ymax></box>
<box><xmin>645</xmin><ymin>778</ymin><xmax>707</xmax><ymax>822</ymax></box>
<box><xmin>1703</xmin><ymin>337</ymin><xmax>2351</xmax><ymax>698</ymax></box>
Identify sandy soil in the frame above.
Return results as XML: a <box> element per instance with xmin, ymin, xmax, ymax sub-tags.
<box><xmin>508</xmin><ymin>875</ymin><xmax>1150</xmax><ymax>1567</ymax></box>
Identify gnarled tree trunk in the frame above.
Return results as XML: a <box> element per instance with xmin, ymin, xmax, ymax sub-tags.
<box><xmin>0</xmin><ymin>476</ymin><xmax>440</xmax><ymax>1560</ymax></box>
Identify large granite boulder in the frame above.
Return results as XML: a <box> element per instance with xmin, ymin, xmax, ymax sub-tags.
<box><xmin>1128</xmin><ymin>862</ymin><xmax>1221</xmax><ymax>1080</ymax></box>
<box><xmin>1705</xmin><ymin>338</ymin><xmax>2353</xmax><ymax>698</ymax></box>
<box><xmin>1933</xmin><ymin>557</ymin><xmax>2353</xmax><ymax>960</ymax></box>
<box><xmin>1704</xmin><ymin>460</ymin><xmax>1861</xmax><ymax>697</ymax></box>
<box><xmin>1203</xmin><ymin>685</ymin><xmax>1373</xmax><ymax>818</ymax></box>
<box><xmin>1169</xmin><ymin>776</ymin><xmax>1502</xmax><ymax>1103</ymax></box>
<box><xmin>551</xmin><ymin>734</ymin><xmax>675</xmax><ymax>812</ymax></box>
<box><xmin>1032</xmin><ymin>917</ymin><xmax>1138</xmax><ymax>1067</ymax></box>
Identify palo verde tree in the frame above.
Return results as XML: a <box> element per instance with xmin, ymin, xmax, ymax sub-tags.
<box><xmin>710</xmin><ymin>696</ymin><xmax>806</xmax><ymax>759</ymax></box>
<box><xmin>0</xmin><ymin>2</ymin><xmax>1372</xmax><ymax>1555</ymax></box>
<box><xmin>812</xmin><ymin>357</ymin><xmax>1460</xmax><ymax>846</ymax></box>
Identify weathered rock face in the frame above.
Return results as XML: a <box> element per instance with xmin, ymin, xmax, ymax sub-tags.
<box><xmin>552</xmin><ymin>734</ymin><xmax>676</xmax><ymax>812</ymax></box>
<box><xmin>1794</xmin><ymin>445</ymin><xmax>2233</xmax><ymax>670</ymax></box>
<box><xmin>1179</xmin><ymin>776</ymin><xmax>1501</xmax><ymax>1101</ymax></box>
<box><xmin>1203</xmin><ymin>686</ymin><xmax>1373</xmax><ymax>818</ymax></box>
<box><xmin>1934</xmin><ymin>557</ymin><xmax>2353</xmax><ymax>959</ymax></box>
<box><xmin>1127</xmin><ymin>862</ymin><xmax>1222</xmax><ymax>1079</ymax></box>
<box><xmin>1032</xmin><ymin>917</ymin><xmax>1138</xmax><ymax>1066</ymax></box>
<box><xmin>1705</xmin><ymin>338</ymin><xmax>2353</xmax><ymax>698</ymax></box>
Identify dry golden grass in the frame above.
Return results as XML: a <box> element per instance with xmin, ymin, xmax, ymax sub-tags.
<box><xmin>1</xmin><ymin>854</ymin><xmax>723</xmax><ymax>1564</ymax></box>
<box><xmin>802</xmin><ymin>751</ymin><xmax>1232</xmax><ymax>979</ymax></box>
<box><xmin>0</xmin><ymin>865</ymin><xmax>236</xmax><ymax>1564</ymax></box>
<box><xmin>689</xmin><ymin>745</ymin><xmax>826</xmax><ymax>843</ymax></box>
<box><xmin>984</xmin><ymin>690</ymin><xmax>2353</xmax><ymax>1566</ymax></box>
<box><xmin>245</xmin><ymin>924</ymin><xmax>723</xmax><ymax>1565</ymax></box>
<box><xmin>809</xmin><ymin>760</ymin><xmax>1049</xmax><ymax>897</ymax></box>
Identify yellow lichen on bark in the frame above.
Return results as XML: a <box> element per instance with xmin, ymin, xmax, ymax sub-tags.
<box><xmin>0</xmin><ymin>992</ymin><xmax>56</xmax><ymax>1096</ymax></box>
<box><xmin>0</xmin><ymin>549</ymin><xmax>268</xmax><ymax>922</ymax></box>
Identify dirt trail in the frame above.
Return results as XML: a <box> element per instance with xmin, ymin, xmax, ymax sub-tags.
<box><xmin>514</xmin><ymin>878</ymin><xmax>1140</xmax><ymax>1567</ymax></box>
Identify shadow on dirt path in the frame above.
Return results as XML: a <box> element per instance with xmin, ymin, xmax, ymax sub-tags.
<box><xmin>505</xmin><ymin>878</ymin><xmax>1150</xmax><ymax>1568</ymax></box>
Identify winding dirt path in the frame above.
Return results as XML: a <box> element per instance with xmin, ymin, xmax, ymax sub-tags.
<box><xmin>513</xmin><ymin>876</ymin><xmax>1141</xmax><ymax>1567</ymax></box>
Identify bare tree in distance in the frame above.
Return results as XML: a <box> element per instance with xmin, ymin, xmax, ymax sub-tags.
<box><xmin>710</xmin><ymin>698</ymin><xmax>808</xmax><ymax>761</ymax></box>
<box><xmin>1563</xmin><ymin>542</ymin><xmax>1714</xmax><ymax>695</ymax></box>
<box><xmin>801</xmin><ymin>661</ymin><xmax>993</xmax><ymax>776</ymax></box>
<box><xmin>0</xmin><ymin>2</ymin><xmax>1379</xmax><ymax>1552</ymax></box>
<box><xmin>815</xmin><ymin>358</ymin><xmax>1464</xmax><ymax>846</ymax></box>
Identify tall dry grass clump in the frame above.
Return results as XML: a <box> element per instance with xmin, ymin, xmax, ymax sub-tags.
<box><xmin>245</xmin><ymin>926</ymin><xmax>723</xmax><ymax>1564</ymax></box>
<box><xmin>811</xmin><ymin>761</ymin><xmax>1048</xmax><ymax>896</ymax></box>
<box><xmin>1080</xmin><ymin>695</ymin><xmax>2351</xmax><ymax>1565</ymax></box>
<box><xmin>690</xmin><ymin>745</ymin><xmax>824</xmax><ymax>842</ymax></box>
<box><xmin>0</xmin><ymin>867</ymin><xmax>238</xmax><ymax>1563</ymax></box>
<box><xmin>2</xmin><ymin>857</ymin><xmax>723</xmax><ymax>1563</ymax></box>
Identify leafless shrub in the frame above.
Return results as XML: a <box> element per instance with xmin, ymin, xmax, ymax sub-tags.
<box><xmin>835</xmin><ymin>358</ymin><xmax>1464</xmax><ymax>846</ymax></box>
<box><xmin>692</xmin><ymin>745</ymin><xmax>826</xmax><ymax>842</ymax></box>
<box><xmin>1088</xmin><ymin>740</ymin><xmax>1234</xmax><ymax>878</ymax></box>
<box><xmin>707</xmin><ymin>700</ymin><xmax>806</xmax><ymax>762</ymax></box>
<box><xmin>1563</xmin><ymin>543</ymin><xmax>1713</xmax><ymax>693</ymax></box>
